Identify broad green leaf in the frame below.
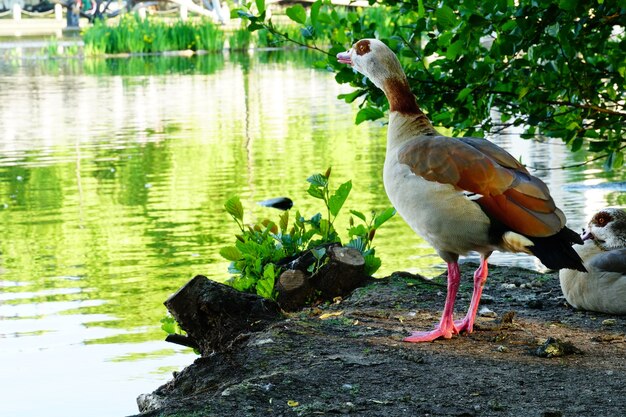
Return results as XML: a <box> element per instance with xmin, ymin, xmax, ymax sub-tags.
<box><xmin>310</xmin><ymin>0</ymin><xmax>321</xmax><ymax>25</ymax></box>
<box><xmin>373</xmin><ymin>207</ymin><xmax>396</xmax><ymax>229</ymax></box>
<box><xmin>311</xmin><ymin>247</ymin><xmax>326</xmax><ymax>260</ymax></box>
<box><xmin>517</xmin><ymin>86</ymin><xmax>530</xmax><ymax>100</ymax></box>
<box><xmin>286</xmin><ymin>5</ymin><xmax>307</xmax><ymax>25</ymax></box>
<box><xmin>445</xmin><ymin>40</ymin><xmax>464</xmax><ymax>60</ymax></box>
<box><xmin>328</xmin><ymin>180</ymin><xmax>352</xmax><ymax>217</ymax></box>
<box><xmin>307</xmin><ymin>184</ymin><xmax>325</xmax><ymax>199</ymax></box>
<box><xmin>570</xmin><ymin>136</ymin><xmax>583</xmax><ymax>152</ymax></box>
<box><xmin>435</xmin><ymin>5</ymin><xmax>457</xmax><ymax>30</ymax></box>
<box><xmin>364</xmin><ymin>254</ymin><xmax>382</xmax><ymax>276</ymax></box>
<box><xmin>349</xmin><ymin>210</ymin><xmax>367</xmax><ymax>222</ymax></box>
<box><xmin>456</xmin><ymin>87</ymin><xmax>473</xmax><ymax>102</ymax></box>
<box><xmin>307</xmin><ymin>173</ymin><xmax>328</xmax><ymax>187</ymax></box>
<box><xmin>279</xmin><ymin>211</ymin><xmax>289</xmax><ymax>233</ymax></box>
<box><xmin>224</xmin><ymin>196</ymin><xmax>244</xmax><ymax>221</ymax></box>
<box><xmin>160</xmin><ymin>316</ymin><xmax>178</xmax><ymax>334</ymax></box>
<box><xmin>417</xmin><ymin>0</ymin><xmax>425</xmax><ymax>17</ymax></box>
<box><xmin>348</xmin><ymin>224</ymin><xmax>368</xmax><ymax>238</ymax></box>
<box><xmin>319</xmin><ymin>218</ymin><xmax>331</xmax><ymax>237</ymax></box>
<box><xmin>255</xmin><ymin>0</ymin><xmax>265</xmax><ymax>14</ymax></box>
<box><xmin>558</xmin><ymin>0</ymin><xmax>577</xmax><ymax>11</ymax></box>
<box><xmin>256</xmin><ymin>274</ymin><xmax>276</xmax><ymax>299</ymax></box>
<box><xmin>220</xmin><ymin>246</ymin><xmax>242</xmax><ymax>261</ymax></box>
<box><xmin>355</xmin><ymin>107</ymin><xmax>385</xmax><ymax>124</ymax></box>
<box><xmin>338</xmin><ymin>90</ymin><xmax>365</xmax><ymax>103</ymax></box>
<box><xmin>346</xmin><ymin>237</ymin><xmax>366</xmax><ymax>253</ymax></box>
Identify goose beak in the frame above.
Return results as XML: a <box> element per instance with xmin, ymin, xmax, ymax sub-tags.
<box><xmin>581</xmin><ymin>229</ymin><xmax>593</xmax><ymax>241</ymax></box>
<box><xmin>337</xmin><ymin>50</ymin><xmax>352</xmax><ymax>65</ymax></box>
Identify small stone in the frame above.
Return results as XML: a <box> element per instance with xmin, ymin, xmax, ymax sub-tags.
<box><xmin>542</xmin><ymin>409</ymin><xmax>563</xmax><ymax>417</ymax></box>
<box><xmin>496</xmin><ymin>345</ymin><xmax>508</xmax><ymax>353</ymax></box>
<box><xmin>501</xmin><ymin>311</ymin><xmax>516</xmax><ymax>324</ymax></box>
<box><xmin>479</xmin><ymin>307</ymin><xmax>497</xmax><ymax>318</ymax></box>
<box><xmin>501</xmin><ymin>283</ymin><xmax>517</xmax><ymax>290</ymax></box>
<box><xmin>480</xmin><ymin>294</ymin><xmax>494</xmax><ymax>304</ymax></box>
<box><xmin>526</xmin><ymin>299</ymin><xmax>544</xmax><ymax>309</ymax></box>
<box><xmin>488</xmin><ymin>399</ymin><xmax>505</xmax><ymax>411</ymax></box>
<box><xmin>602</xmin><ymin>319</ymin><xmax>616</xmax><ymax>327</ymax></box>
<box><xmin>535</xmin><ymin>337</ymin><xmax>581</xmax><ymax>358</ymax></box>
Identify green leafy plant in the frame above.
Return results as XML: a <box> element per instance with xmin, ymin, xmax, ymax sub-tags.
<box><xmin>82</xmin><ymin>14</ymin><xmax>224</xmax><ymax>55</ymax></box>
<box><xmin>234</xmin><ymin>0</ymin><xmax>626</xmax><ymax>170</ymax></box>
<box><xmin>220</xmin><ymin>169</ymin><xmax>395</xmax><ymax>300</ymax></box>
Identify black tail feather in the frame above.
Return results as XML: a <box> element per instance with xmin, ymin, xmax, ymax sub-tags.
<box><xmin>528</xmin><ymin>227</ymin><xmax>586</xmax><ymax>272</ymax></box>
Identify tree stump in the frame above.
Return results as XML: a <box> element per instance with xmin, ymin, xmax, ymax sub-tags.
<box><xmin>164</xmin><ymin>275</ymin><xmax>281</xmax><ymax>355</ymax></box>
<box><xmin>275</xmin><ymin>244</ymin><xmax>369</xmax><ymax>311</ymax></box>
<box><xmin>163</xmin><ymin>245</ymin><xmax>371</xmax><ymax>354</ymax></box>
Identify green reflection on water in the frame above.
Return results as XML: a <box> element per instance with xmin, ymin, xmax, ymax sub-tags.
<box><xmin>0</xmin><ymin>50</ymin><xmax>439</xmax><ymax>353</ymax></box>
<box><xmin>1</xmin><ymin>49</ymin><xmax>622</xmax><ymax>357</ymax></box>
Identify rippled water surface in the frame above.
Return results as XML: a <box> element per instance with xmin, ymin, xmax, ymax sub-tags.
<box><xmin>0</xmin><ymin>50</ymin><xmax>624</xmax><ymax>417</ymax></box>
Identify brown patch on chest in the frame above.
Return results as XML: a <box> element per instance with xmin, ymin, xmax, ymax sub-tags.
<box><xmin>355</xmin><ymin>40</ymin><xmax>371</xmax><ymax>56</ymax></box>
<box><xmin>383</xmin><ymin>78</ymin><xmax>422</xmax><ymax>114</ymax></box>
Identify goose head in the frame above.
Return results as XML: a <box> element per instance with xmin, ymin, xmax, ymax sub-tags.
<box><xmin>336</xmin><ymin>39</ymin><xmax>406</xmax><ymax>90</ymax></box>
<box><xmin>582</xmin><ymin>208</ymin><xmax>626</xmax><ymax>250</ymax></box>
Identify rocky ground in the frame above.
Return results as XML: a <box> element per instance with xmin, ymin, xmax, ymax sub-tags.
<box><xmin>134</xmin><ymin>262</ymin><xmax>626</xmax><ymax>417</ymax></box>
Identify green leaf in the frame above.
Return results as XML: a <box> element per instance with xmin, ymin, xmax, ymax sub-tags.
<box><xmin>588</xmin><ymin>141</ymin><xmax>609</xmax><ymax>152</ymax></box>
<box><xmin>160</xmin><ymin>316</ymin><xmax>179</xmax><ymax>334</ymax></box>
<box><xmin>279</xmin><ymin>211</ymin><xmax>289</xmax><ymax>233</ymax></box>
<box><xmin>355</xmin><ymin>107</ymin><xmax>385</xmax><ymax>124</ymax></box>
<box><xmin>319</xmin><ymin>218</ymin><xmax>331</xmax><ymax>237</ymax></box>
<box><xmin>307</xmin><ymin>173</ymin><xmax>328</xmax><ymax>187</ymax></box>
<box><xmin>338</xmin><ymin>90</ymin><xmax>365</xmax><ymax>103</ymax></box>
<box><xmin>307</xmin><ymin>184</ymin><xmax>325</xmax><ymax>199</ymax></box>
<box><xmin>445</xmin><ymin>40</ymin><xmax>464</xmax><ymax>60</ymax></box>
<box><xmin>224</xmin><ymin>196</ymin><xmax>244</xmax><ymax>221</ymax></box>
<box><xmin>286</xmin><ymin>5</ymin><xmax>307</xmax><ymax>25</ymax></box>
<box><xmin>435</xmin><ymin>5</ymin><xmax>457</xmax><ymax>30</ymax></box>
<box><xmin>255</xmin><ymin>0</ymin><xmax>265</xmax><ymax>13</ymax></box>
<box><xmin>328</xmin><ymin>180</ymin><xmax>352</xmax><ymax>217</ymax></box>
<box><xmin>364</xmin><ymin>254</ymin><xmax>382</xmax><ymax>276</ymax></box>
<box><xmin>311</xmin><ymin>247</ymin><xmax>326</xmax><ymax>260</ymax></box>
<box><xmin>456</xmin><ymin>87</ymin><xmax>473</xmax><ymax>102</ymax></box>
<box><xmin>348</xmin><ymin>224</ymin><xmax>368</xmax><ymax>238</ymax></box>
<box><xmin>570</xmin><ymin>136</ymin><xmax>583</xmax><ymax>152</ymax></box>
<box><xmin>220</xmin><ymin>246</ymin><xmax>242</xmax><ymax>261</ymax></box>
<box><xmin>347</xmin><ymin>237</ymin><xmax>366</xmax><ymax>252</ymax></box>
<box><xmin>349</xmin><ymin>210</ymin><xmax>367</xmax><ymax>222</ymax></box>
<box><xmin>373</xmin><ymin>207</ymin><xmax>396</xmax><ymax>229</ymax></box>
<box><xmin>310</xmin><ymin>0</ymin><xmax>321</xmax><ymax>25</ymax></box>
<box><xmin>417</xmin><ymin>0</ymin><xmax>425</xmax><ymax>17</ymax></box>
<box><xmin>256</xmin><ymin>264</ymin><xmax>277</xmax><ymax>299</ymax></box>
<box><xmin>558</xmin><ymin>0</ymin><xmax>578</xmax><ymax>11</ymax></box>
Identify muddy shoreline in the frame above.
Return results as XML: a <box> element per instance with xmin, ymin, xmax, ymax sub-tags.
<box><xmin>134</xmin><ymin>262</ymin><xmax>626</xmax><ymax>417</ymax></box>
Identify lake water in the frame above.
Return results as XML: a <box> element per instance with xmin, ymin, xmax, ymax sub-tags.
<box><xmin>0</xmin><ymin>48</ymin><xmax>624</xmax><ymax>417</ymax></box>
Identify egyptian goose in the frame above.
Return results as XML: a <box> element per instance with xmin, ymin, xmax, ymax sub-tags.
<box><xmin>337</xmin><ymin>39</ymin><xmax>585</xmax><ymax>342</ymax></box>
<box><xmin>559</xmin><ymin>208</ymin><xmax>626</xmax><ymax>315</ymax></box>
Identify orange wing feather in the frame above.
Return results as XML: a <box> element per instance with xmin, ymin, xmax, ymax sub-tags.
<box><xmin>397</xmin><ymin>136</ymin><xmax>564</xmax><ymax>237</ymax></box>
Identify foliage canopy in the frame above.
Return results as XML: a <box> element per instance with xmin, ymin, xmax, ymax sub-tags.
<box><xmin>237</xmin><ymin>0</ymin><xmax>626</xmax><ymax>169</ymax></box>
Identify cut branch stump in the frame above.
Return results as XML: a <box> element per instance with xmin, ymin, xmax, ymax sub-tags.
<box><xmin>164</xmin><ymin>275</ymin><xmax>281</xmax><ymax>355</ymax></box>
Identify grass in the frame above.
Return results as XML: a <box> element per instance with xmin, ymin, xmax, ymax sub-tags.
<box><xmin>81</xmin><ymin>6</ymin><xmax>393</xmax><ymax>56</ymax></box>
<box><xmin>83</xmin><ymin>14</ymin><xmax>225</xmax><ymax>55</ymax></box>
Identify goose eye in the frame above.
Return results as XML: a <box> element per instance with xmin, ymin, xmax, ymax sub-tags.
<box><xmin>355</xmin><ymin>40</ymin><xmax>371</xmax><ymax>56</ymax></box>
<box><xmin>593</xmin><ymin>212</ymin><xmax>612</xmax><ymax>227</ymax></box>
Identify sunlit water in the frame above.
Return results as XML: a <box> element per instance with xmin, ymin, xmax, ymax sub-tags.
<box><xmin>0</xmin><ymin>49</ymin><xmax>624</xmax><ymax>417</ymax></box>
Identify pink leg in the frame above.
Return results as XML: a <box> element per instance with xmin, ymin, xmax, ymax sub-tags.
<box><xmin>404</xmin><ymin>262</ymin><xmax>461</xmax><ymax>343</ymax></box>
<box><xmin>454</xmin><ymin>256</ymin><xmax>489</xmax><ymax>334</ymax></box>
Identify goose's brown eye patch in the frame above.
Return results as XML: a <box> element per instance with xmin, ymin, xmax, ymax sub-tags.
<box><xmin>592</xmin><ymin>211</ymin><xmax>613</xmax><ymax>227</ymax></box>
<box><xmin>355</xmin><ymin>40</ymin><xmax>371</xmax><ymax>56</ymax></box>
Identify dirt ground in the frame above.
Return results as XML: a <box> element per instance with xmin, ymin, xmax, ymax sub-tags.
<box><xmin>134</xmin><ymin>262</ymin><xmax>626</xmax><ymax>417</ymax></box>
